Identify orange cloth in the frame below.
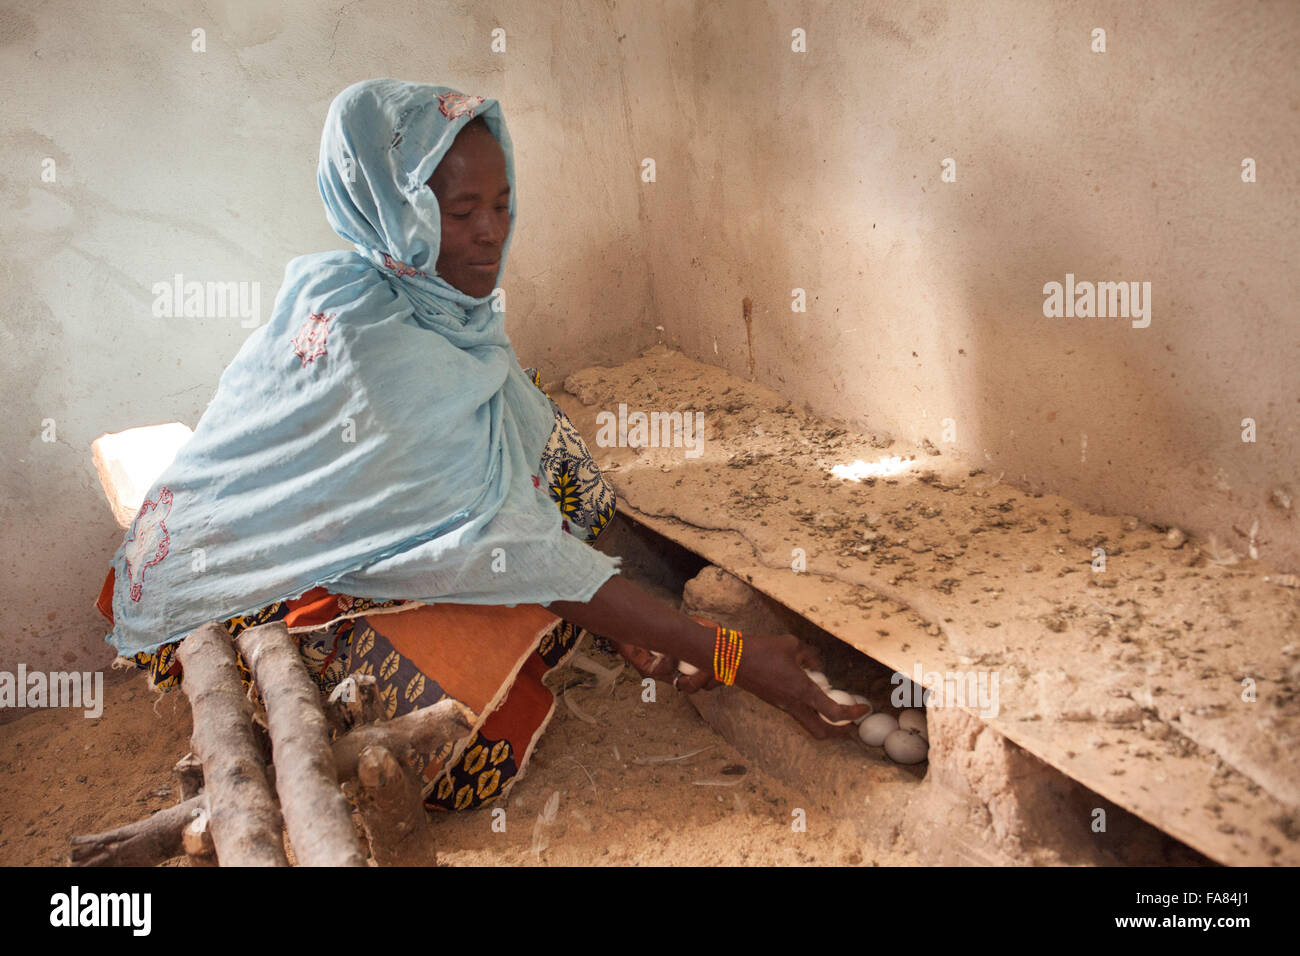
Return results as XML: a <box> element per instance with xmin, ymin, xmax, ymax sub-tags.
<box><xmin>97</xmin><ymin>566</ymin><xmax>362</xmax><ymax>633</ymax></box>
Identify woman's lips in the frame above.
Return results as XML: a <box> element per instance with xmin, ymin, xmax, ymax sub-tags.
<box><xmin>468</xmin><ymin>258</ymin><xmax>500</xmax><ymax>271</ymax></box>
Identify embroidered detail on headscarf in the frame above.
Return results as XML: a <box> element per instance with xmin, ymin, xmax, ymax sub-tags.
<box><xmin>438</xmin><ymin>92</ymin><xmax>485</xmax><ymax>120</ymax></box>
<box><xmin>124</xmin><ymin>488</ymin><xmax>173</xmax><ymax>602</ymax></box>
<box><xmin>291</xmin><ymin>312</ymin><xmax>334</xmax><ymax>367</ymax></box>
<box><xmin>390</xmin><ymin>102</ymin><xmax>421</xmax><ymax>150</ymax></box>
<box><xmin>381</xmin><ymin>253</ymin><xmax>422</xmax><ymax>278</ymax></box>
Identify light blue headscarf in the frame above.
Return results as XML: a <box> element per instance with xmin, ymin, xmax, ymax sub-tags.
<box><xmin>104</xmin><ymin>79</ymin><xmax>621</xmax><ymax>658</ymax></box>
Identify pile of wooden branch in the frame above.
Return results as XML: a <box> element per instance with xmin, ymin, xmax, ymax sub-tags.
<box><xmin>69</xmin><ymin>621</ymin><xmax>473</xmax><ymax>867</ymax></box>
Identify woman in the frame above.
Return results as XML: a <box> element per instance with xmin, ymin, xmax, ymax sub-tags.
<box><xmin>97</xmin><ymin>79</ymin><xmax>861</xmax><ymax>812</ymax></box>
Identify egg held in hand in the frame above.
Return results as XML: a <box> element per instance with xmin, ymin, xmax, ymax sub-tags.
<box><xmin>817</xmin><ymin>688</ymin><xmax>858</xmax><ymax>726</ymax></box>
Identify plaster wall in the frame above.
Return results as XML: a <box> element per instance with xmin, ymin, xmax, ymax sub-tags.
<box><xmin>633</xmin><ymin>0</ymin><xmax>1299</xmax><ymax>571</ymax></box>
<box><xmin>0</xmin><ymin>0</ymin><xmax>657</xmax><ymax>677</ymax></box>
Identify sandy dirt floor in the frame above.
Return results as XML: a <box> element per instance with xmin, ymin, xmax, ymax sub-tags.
<box><xmin>0</xmin><ymin>676</ymin><xmax>190</xmax><ymax>867</ymax></box>
<box><xmin>0</xmin><ymin>641</ymin><xmax>921</xmax><ymax>867</ymax></box>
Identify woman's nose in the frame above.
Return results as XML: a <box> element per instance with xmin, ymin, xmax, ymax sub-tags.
<box><xmin>472</xmin><ymin>210</ymin><xmax>507</xmax><ymax>244</ymax></box>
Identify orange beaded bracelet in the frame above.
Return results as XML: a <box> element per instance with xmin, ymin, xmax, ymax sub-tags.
<box><xmin>712</xmin><ymin>625</ymin><xmax>744</xmax><ymax>685</ymax></box>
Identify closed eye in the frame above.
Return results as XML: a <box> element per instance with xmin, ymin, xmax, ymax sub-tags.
<box><xmin>447</xmin><ymin>205</ymin><xmax>508</xmax><ymax>220</ymax></box>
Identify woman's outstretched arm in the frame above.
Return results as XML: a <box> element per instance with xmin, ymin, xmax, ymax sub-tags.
<box><xmin>549</xmin><ymin>574</ymin><xmax>866</xmax><ymax>738</ymax></box>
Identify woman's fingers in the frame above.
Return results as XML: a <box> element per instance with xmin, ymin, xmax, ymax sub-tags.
<box><xmin>792</xmin><ymin>641</ymin><xmax>825</xmax><ymax>674</ymax></box>
<box><xmin>791</xmin><ymin>695</ymin><xmax>863</xmax><ymax>738</ymax></box>
<box><xmin>776</xmin><ymin>636</ymin><xmax>867</xmax><ymax>728</ymax></box>
<box><xmin>802</xmin><ymin>681</ymin><xmax>870</xmax><ymax>727</ymax></box>
<box><xmin>613</xmin><ymin>642</ymin><xmax>675</xmax><ymax>680</ymax></box>
<box><xmin>782</xmin><ymin>698</ymin><xmax>847</xmax><ymax>739</ymax></box>
<box><xmin>674</xmin><ymin>666</ymin><xmax>714</xmax><ymax>693</ymax></box>
<box><xmin>799</xmin><ymin>669</ymin><xmax>828</xmax><ymax>699</ymax></box>
<box><xmin>611</xmin><ymin>641</ymin><xmax>647</xmax><ymax>675</ymax></box>
<box><xmin>643</xmin><ymin>652</ymin><xmax>678</xmax><ymax>681</ymax></box>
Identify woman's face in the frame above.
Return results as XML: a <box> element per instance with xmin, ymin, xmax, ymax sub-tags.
<box><xmin>426</xmin><ymin>124</ymin><xmax>510</xmax><ymax>297</ymax></box>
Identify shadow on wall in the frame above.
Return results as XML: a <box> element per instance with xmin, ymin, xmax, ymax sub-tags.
<box><xmin>948</xmin><ymin>147</ymin><xmax>1188</xmax><ymax>502</ymax></box>
<box><xmin>948</xmin><ymin>135</ymin><xmax>1296</xmax><ymax>570</ymax></box>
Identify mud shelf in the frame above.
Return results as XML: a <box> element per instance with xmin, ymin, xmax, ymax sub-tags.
<box><xmin>556</xmin><ymin>346</ymin><xmax>1300</xmax><ymax>866</ymax></box>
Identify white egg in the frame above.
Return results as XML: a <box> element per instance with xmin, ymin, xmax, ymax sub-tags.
<box><xmin>884</xmin><ymin>729</ymin><xmax>929</xmax><ymax>764</ymax></box>
<box><xmin>817</xmin><ymin>688</ymin><xmax>857</xmax><ymax>725</ymax></box>
<box><xmin>850</xmin><ymin>694</ymin><xmax>873</xmax><ymax>723</ymax></box>
<box><xmin>858</xmin><ymin>712</ymin><xmax>898</xmax><ymax>746</ymax></box>
<box><xmin>898</xmin><ymin>708</ymin><xmax>928</xmax><ymax>740</ymax></box>
<box><xmin>804</xmin><ymin>669</ymin><xmax>831</xmax><ymax>690</ymax></box>
<box><xmin>678</xmin><ymin>661</ymin><xmax>699</xmax><ymax>676</ymax></box>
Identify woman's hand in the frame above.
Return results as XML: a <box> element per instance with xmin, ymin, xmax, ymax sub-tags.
<box><xmin>550</xmin><ymin>577</ymin><xmax>865</xmax><ymax>739</ymax></box>
<box><xmin>615</xmin><ymin>632</ymin><xmax>866</xmax><ymax>739</ymax></box>
<box><xmin>612</xmin><ymin>640</ymin><xmax>722</xmax><ymax>693</ymax></box>
<box><xmin>728</xmin><ymin>632</ymin><xmax>868</xmax><ymax>738</ymax></box>
<box><xmin>612</xmin><ymin>640</ymin><xmax>678</xmax><ymax>683</ymax></box>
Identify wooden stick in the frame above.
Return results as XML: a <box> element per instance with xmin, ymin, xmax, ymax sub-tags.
<box><xmin>326</xmin><ymin>673</ymin><xmax>383</xmax><ymax>735</ymax></box>
<box><xmin>332</xmin><ymin>697</ymin><xmax>475</xmax><ymax>780</ymax></box>
<box><xmin>69</xmin><ymin>795</ymin><xmax>205</xmax><ymax>867</ymax></box>
<box><xmin>181</xmin><ymin>798</ymin><xmax>218</xmax><ymax>866</ymax></box>
<box><xmin>176</xmin><ymin>622</ymin><xmax>288</xmax><ymax>866</ymax></box>
<box><xmin>70</xmin><ymin>697</ymin><xmax>472</xmax><ymax>866</ymax></box>
<box><xmin>236</xmin><ymin>621</ymin><xmax>365</xmax><ymax>867</ymax></box>
<box><xmin>173</xmin><ymin>752</ymin><xmax>203</xmax><ymax>800</ymax></box>
<box><xmin>353</xmin><ymin>745</ymin><xmax>432</xmax><ymax>866</ymax></box>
